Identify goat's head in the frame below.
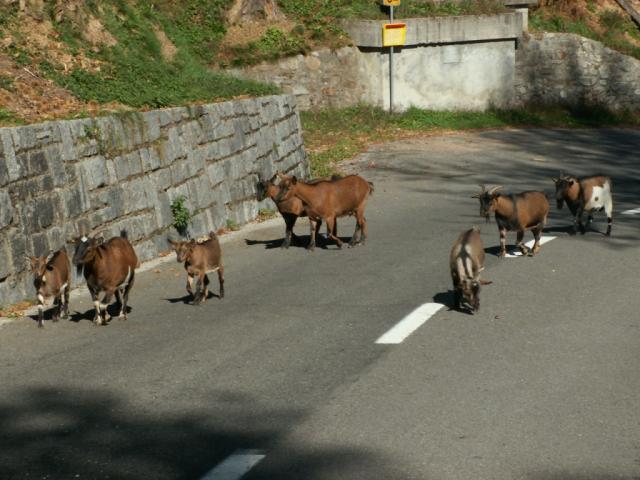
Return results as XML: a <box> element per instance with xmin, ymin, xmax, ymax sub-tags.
<box><xmin>72</xmin><ymin>235</ymin><xmax>103</xmax><ymax>270</ymax></box>
<box><xmin>274</xmin><ymin>175</ymin><xmax>297</xmax><ymax>203</ymax></box>
<box><xmin>472</xmin><ymin>185</ymin><xmax>502</xmax><ymax>221</ymax></box>
<box><xmin>27</xmin><ymin>254</ymin><xmax>52</xmax><ymax>289</ymax></box>
<box><xmin>256</xmin><ymin>173</ymin><xmax>280</xmax><ymax>202</ymax></box>
<box><xmin>460</xmin><ymin>279</ymin><xmax>481</xmax><ymax>312</ymax></box>
<box><xmin>167</xmin><ymin>238</ymin><xmax>196</xmax><ymax>263</ymax></box>
<box><xmin>552</xmin><ymin>174</ymin><xmax>577</xmax><ymax>210</ymax></box>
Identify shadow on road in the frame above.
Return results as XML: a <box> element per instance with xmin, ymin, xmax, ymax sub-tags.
<box><xmin>0</xmin><ymin>386</ymin><xmax>398</xmax><ymax>480</ymax></box>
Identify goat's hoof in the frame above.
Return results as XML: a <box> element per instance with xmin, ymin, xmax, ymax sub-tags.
<box><xmin>280</xmin><ymin>242</ymin><xmax>290</xmax><ymax>249</ymax></box>
<box><xmin>53</xmin><ymin>317</ymin><xmax>59</xmax><ymax>323</ymax></box>
<box><xmin>118</xmin><ymin>314</ymin><xmax>127</xmax><ymax>321</ymax></box>
<box><xmin>37</xmin><ymin>323</ymin><xmax>43</xmax><ymax>329</ymax></box>
<box><xmin>498</xmin><ymin>251</ymin><xmax>506</xmax><ymax>258</ymax></box>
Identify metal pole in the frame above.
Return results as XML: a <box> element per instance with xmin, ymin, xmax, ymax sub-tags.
<box><xmin>389</xmin><ymin>5</ymin><xmax>394</xmax><ymax>114</ymax></box>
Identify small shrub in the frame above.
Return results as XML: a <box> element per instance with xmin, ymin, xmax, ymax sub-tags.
<box><xmin>599</xmin><ymin>10</ymin><xmax>626</xmax><ymax>35</ymax></box>
<box><xmin>226</xmin><ymin>219</ymin><xmax>240</xmax><ymax>231</ymax></box>
<box><xmin>171</xmin><ymin>195</ymin><xmax>192</xmax><ymax>236</ymax></box>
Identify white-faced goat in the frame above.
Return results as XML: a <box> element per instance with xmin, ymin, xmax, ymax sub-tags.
<box><xmin>73</xmin><ymin>230</ymin><xmax>139</xmax><ymax>325</ymax></box>
<box><xmin>552</xmin><ymin>174</ymin><xmax>613</xmax><ymax>236</ymax></box>
<box><xmin>28</xmin><ymin>248</ymin><xmax>71</xmax><ymax>328</ymax></box>
<box><xmin>449</xmin><ymin>227</ymin><xmax>491</xmax><ymax>313</ymax></box>
<box><xmin>473</xmin><ymin>185</ymin><xmax>549</xmax><ymax>257</ymax></box>
<box><xmin>168</xmin><ymin>231</ymin><xmax>224</xmax><ymax>304</ymax></box>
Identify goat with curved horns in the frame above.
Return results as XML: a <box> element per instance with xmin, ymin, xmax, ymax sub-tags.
<box><xmin>552</xmin><ymin>174</ymin><xmax>613</xmax><ymax>236</ymax></box>
<box><xmin>472</xmin><ymin>185</ymin><xmax>549</xmax><ymax>257</ymax></box>
<box><xmin>73</xmin><ymin>230</ymin><xmax>139</xmax><ymax>325</ymax></box>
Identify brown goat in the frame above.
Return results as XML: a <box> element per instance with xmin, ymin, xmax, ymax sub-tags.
<box><xmin>73</xmin><ymin>230</ymin><xmax>139</xmax><ymax>325</ymax></box>
<box><xmin>552</xmin><ymin>174</ymin><xmax>613</xmax><ymax>236</ymax></box>
<box><xmin>275</xmin><ymin>174</ymin><xmax>374</xmax><ymax>250</ymax></box>
<box><xmin>256</xmin><ymin>173</ymin><xmax>337</xmax><ymax>248</ymax></box>
<box><xmin>28</xmin><ymin>248</ymin><xmax>71</xmax><ymax>328</ymax></box>
<box><xmin>473</xmin><ymin>185</ymin><xmax>549</xmax><ymax>257</ymax></box>
<box><xmin>168</xmin><ymin>231</ymin><xmax>224</xmax><ymax>304</ymax></box>
<box><xmin>449</xmin><ymin>227</ymin><xmax>491</xmax><ymax>313</ymax></box>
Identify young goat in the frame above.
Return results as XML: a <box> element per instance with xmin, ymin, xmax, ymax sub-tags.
<box><xmin>256</xmin><ymin>173</ymin><xmax>336</xmax><ymax>248</ymax></box>
<box><xmin>168</xmin><ymin>231</ymin><xmax>224</xmax><ymax>304</ymax></box>
<box><xmin>552</xmin><ymin>174</ymin><xmax>613</xmax><ymax>236</ymax></box>
<box><xmin>73</xmin><ymin>230</ymin><xmax>139</xmax><ymax>325</ymax></box>
<box><xmin>28</xmin><ymin>248</ymin><xmax>71</xmax><ymax>328</ymax></box>
<box><xmin>473</xmin><ymin>185</ymin><xmax>549</xmax><ymax>258</ymax></box>
<box><xmin>275</xmin><ymin>175</ymin><xmax>374</xmax><ymax>250</ymax></box>
<box><xmin>449</xmin><ymin>227</ymin><xmax>491</xmax><ymax>313</ymax></box>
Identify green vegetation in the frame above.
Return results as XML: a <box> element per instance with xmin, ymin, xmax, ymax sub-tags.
<box><xmin>0</xmin><ymin>108</ymin><xmax>24</xmax><ymax>126</ymax></box>
<box><xmin>257</xmin><ymin>208</ymin><xmax>278</xmax><ymax>221</ymax></box>
<box><xmin>530</xmin><ymin>8</ymin><xmax>640</xmax><ymax>60</ymax></box>
<box><xmin>25</xmin><ymin>1</ymin><xmax>278</xmax><ymax>109</ymax></box>
<box><xmin>227</xmin><ymin>27</ymin><xmax>307</xmax><ymax>67</ymax></box>
<box><xmin>225</xmin><ymin>219</ymin><xmax>240</xmax><ymax>231</ymax></box>
<box><xmin>302</xmin><ymin>105</ymin><xmax>640</xmax><ymax>176</ymax></box>
<box><xmin>170</xmin><ymin>195</ymin><xmax>192</xmax><ymax>236</ymax></box>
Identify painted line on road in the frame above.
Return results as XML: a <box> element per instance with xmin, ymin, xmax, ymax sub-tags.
<box><xmin>622</xmin><ymin>208</ymin><xmax>640</xmax><ymax>215</ymax></box>
<box><xmin>505</xmin><ymin>236</ymin><xmax>556</xmax><ymax>258</ymax></box>
<box><xmin>200</xmin><ymin>450</ymin><xmax>266</xmax><ymax>480</ymax></box>
<box><xmin>376</xmin><ymin>303</ymin><xmax>444</xmax><ymax>345</ymax></box>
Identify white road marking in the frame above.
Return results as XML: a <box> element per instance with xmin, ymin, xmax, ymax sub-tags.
<box><xmin>622</xmin><ymin>208</ymin><xmax>640</xmax><ymax>215</ymax></box>
<box><xmin>200</xmin><ymin>450</ymin><xmax>266</xmax><ymax>480</ymax></box>
<box><xmin>376</xmin><ymin>303</ymin><xmax>444</xmax><ymax>344</ymax></box>
<box><xmin>505</xmin><ymin>236</ymin><xmax>556</xmax><ymax>258</ymax></box>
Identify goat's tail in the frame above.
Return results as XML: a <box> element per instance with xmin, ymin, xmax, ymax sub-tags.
<box><xmin>368</xmin><ymin>181</ymin><xmax>375</xmax><ymax>195</ymax></box>
<box><xmin>120</xmin><ymin>230</ymin><xmax>129</xmax><ymax>239</ymax></box>
<box><xmin>208</xmin><ymin>231</ymin><xmax>218</xmax><ymax>240</ymax></box>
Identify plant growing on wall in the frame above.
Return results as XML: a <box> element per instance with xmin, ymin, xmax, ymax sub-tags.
<box><xmin>171</xmin><ymin>195</ymin><xmax>192</xmax><ymax>237</ymax></box>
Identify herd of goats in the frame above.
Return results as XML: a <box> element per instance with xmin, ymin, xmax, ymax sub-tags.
<box><xmin>25</xmin><ymin>170</ymin><xmax>613</xmax><ymax>327</ymax></box>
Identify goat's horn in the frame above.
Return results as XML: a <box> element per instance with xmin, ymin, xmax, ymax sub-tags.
<box><xmin>488</xmin><ymin>186</ymin><xmax>503</xmax><ymax>194</ymax></box>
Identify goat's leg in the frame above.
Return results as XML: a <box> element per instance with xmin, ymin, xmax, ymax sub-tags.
<box><xmin>498</xmin><ymin>228</ymin><xmax>507</xmax><ymax>258</ymax></box>
<box><xmin>194</xmin><ymin>273</ymin><xmax>207</xmax><ymax>304</ymax></box>
<box><xmin>91</xmin><ymin>290</ymin><xmax>102</xmax><ymax>325</ymax></box>
<box><xmin>307</xmin><ymin>218</ymin><xmax>317</xmax><ymax>251</ymax></box>
<box><xmin>62</xmin><ymin>284</ymin><xmax>70</xmax><ymax>319</ymax></box>
<box><xmin>576</xmin><ymin>206</ymin><xmax>586</xmax><ymax>234</ymax></box>
<box><xmin>36</xmin><ymin>293</ymin><xmax>45</xmax><ymax>328</ymax></box>
<box><xmin>325</xmin><ymin>216</ymin><xmax>342</xmax><ymax>248</ymax></box>
<box><xmin>101</xmin><ymin>292</ymin><xmax>113</xmax><ymax>323</ymax></box>
<box><xmin>453</xmin><ymin>288</ymin><xmax>462</xmax><ymax>310</ymax></box>
<box><xmin>604</xmin><ymin>196</ymin><xmax>613</xmax><ymax>236</ymax></box>
<box><xmin>516</xmin><ymin>230</ymin><xmax>528</xmax><ymax>255</ymax></box>
<box><xmin>531</xmin><ymin>224</ymin><xmax>544</xmax><ymax>255</ymax></box>
<box><xmin>351</xmin><ymin>206</ymin><xmax>367</xmax><ymax>246</ymax></box>
<box><xmin>201</xmin><ymin>274</ymin><xmax>210</xmax><ymax>303</ymax></box>
<box><xmin>52</xmin><ymin>295</ymin><xmax>61</xmax><ymax>322</ymax></box>
<box><xmin>281</xmin><ymin>213</ymin><xmax>297</xmax><ymax>249</ymax></box>
<box><xmin>217</xmin><ymin>265</ymin><xmax>225</xmax><ymax>299</ymax></box>
<box><xmin>186</xmin><ymin>274</ymin><xmax>195</xmax><ymax>300</ymax></box>
<box><xmin>116</xmin><ymin>273</ymin><xmax>134</xmax><ymax>320</ymax></box>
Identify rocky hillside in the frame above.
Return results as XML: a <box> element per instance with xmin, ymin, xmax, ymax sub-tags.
<box><xmin>0</xmin><ymin>0</ymin><xmax>638</xmax><ymax>126</ymax></box>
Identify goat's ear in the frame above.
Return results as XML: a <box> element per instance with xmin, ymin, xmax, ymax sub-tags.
<box><xmin>26</xmin><ymin>256</ymin><xmax>37</xmax><ymax>268</ymax></box>
<box><xmin>551</xmin><ymin>177</ymin><xmax>558</xmax><ymax>183</ymax></box>
<box><xmin>568</xmin><ymin>180</ymin><xmax>574</xmax><ymax>186</ymax></box>
<box><xmin>471</xmin><ymin>193</ymin><xmax>480</xmax><ymax>199</ymax></box>
<box><xmin>167</xmin><ymin>238</ymin><xmax>177</xmax><ymax>247</ymax></box>
<box><xmin>291</xmin><ymin>176</ymin><xmax>297</xmax><ymax>185</ymax></box>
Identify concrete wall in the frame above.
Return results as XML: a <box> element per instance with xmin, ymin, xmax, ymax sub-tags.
<box><xmin>0</xmin><ymin>95</ymin><xmax>308</xmax><ymax>306</ymax></box>
<box><xmin>231</xmin><ymin>12</ymin><xmax>524</xmax><ymax>112</ymax></box>
<box><xmin>516</xmin><ymin>33</ymin><xmax>640</xmax><ymax>111</ymax></box>
<box><xmin>359</xmin><ymin>41</ymin><xmax>517</xmax><ymax>111</ymax></box>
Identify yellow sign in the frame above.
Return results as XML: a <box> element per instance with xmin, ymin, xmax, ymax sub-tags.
<box><xmin>382</xmin><ymin>0</ymin><xmax>401</xmax><ymax>5</ymax></box>
<box><xmin>382</xmin><ymin>23</ymin><xmax>406</xmax><ymax>47</ymax></box>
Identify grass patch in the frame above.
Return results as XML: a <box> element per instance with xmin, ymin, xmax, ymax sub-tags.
<box><xmin>0</xmin><ymin>108</ymin><xmax>24</xmax><ymax>126</ymax></box>
<box><xmin>530</xmin><ymin>7</ymin><xmax>640</xmax><ymax>61</ymax></box>
<box><xmin>38</xmin><ymin>1</ymin><xmax>277</xmax><ymax>109</ymax></box>
<box><xmin>302</xmin><ymin>105</ymin><xmax>640</xmax><ymax>176</ymax></box>
<box><xmin>257</xmin><ymin>208</ymin><xmax>278</xmax><ymax>221</ymax></box>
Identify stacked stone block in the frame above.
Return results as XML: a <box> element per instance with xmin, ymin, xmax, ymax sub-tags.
<box><xmin>516</xmin><ymin>33</ymin><xmax>640</xmax><ymax>111</ymax></box>
<box><xmin>0</xmin><ymin>94</ymin><xmax>308</xmax><ymax>306</ymax></box>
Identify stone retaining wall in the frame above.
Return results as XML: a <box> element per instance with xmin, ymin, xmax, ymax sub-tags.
<box><xmin>0</xmin><ymin>94</ymin><xmax>308</xmax><ymax>305</ymax></box>
<box><xmin>515</xmin><ymin>33</ymin><xmax>640</xmax><ymax>111</ymax></box>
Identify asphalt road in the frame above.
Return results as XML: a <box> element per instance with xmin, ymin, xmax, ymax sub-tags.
<box><xmin>1</xmin><ymin>128</ymin><xmax>639</xmax><ymax>480</ymax></box>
